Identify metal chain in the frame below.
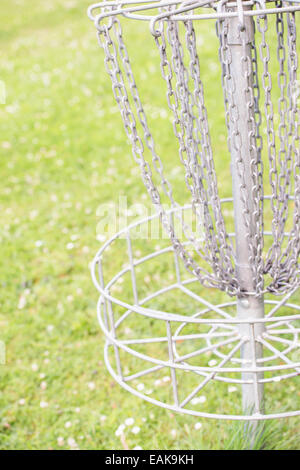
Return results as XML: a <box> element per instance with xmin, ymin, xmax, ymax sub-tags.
<box><xmin>156</xmin><ymin>17</ymin><xmax>239</xmax><ymax>292</ymax></box>
<box><xmin>99</xmin><ymin>16</ymin><xmax>228</xmax><ymax>291</ymax></box>
<box><xmin>276</xmin><ymin>2</ymin><xmax>292</xmax><ymax>259</ymax></box>
<box><xmin>184</xmin><ymin>19</ymin><xmax>236</xmax><ymax>283</ymax></box>
<box><xmin>256</xmin><ymin>10</ymin><xmax>281</xmax><ymax>277</ymax></box>
<box><xmin>277</xmin><ymin>10</ymin><xmax>300</xmax><ymax>292</ymax></box>
<box><xmin>240</xmin><ymin>20</ymin><xmax>265</xmax><ymax>295</ymax></box>
<box><xmin>92</xmin><ymin>2</ymin><xmax>300</xmax><ymax>297</ymax></box>
<box><xmin>256</xmin><ymin>7</ymin><xmax>300</xmax><ymax>294</ymax></box>
<box><xmin>251</xmin><ymin>37</ymin><xmax>265</xmax><ymax>294</ymax></box>
<box><xmin>217</xmin><ymin>8</ymin><xmax>264</xmax><ymax>295</ymax></box>
<box><xmin>163</xmin><ymin>19</ymin><xmax>228</xmax><ymax>277</ymax></box>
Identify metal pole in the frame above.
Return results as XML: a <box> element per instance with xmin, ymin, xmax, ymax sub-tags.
<box><xmin>226</xmin><ymin>3</ymin><xmax>265</xmax><ymax>434</ymax></box>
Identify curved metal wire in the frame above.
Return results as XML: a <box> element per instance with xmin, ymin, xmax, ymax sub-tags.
<box><xmin>88</xmin><ymin>0</ymin><xmax>300</xmax><ymax>30</ymax></box>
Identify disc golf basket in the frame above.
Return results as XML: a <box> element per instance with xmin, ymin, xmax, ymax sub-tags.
<box><xmin>88</xmin><ymin>0</ymin><xmax>300</xmax><ymax>424</ymax></box>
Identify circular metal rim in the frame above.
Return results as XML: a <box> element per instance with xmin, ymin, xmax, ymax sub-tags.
<box><xmin>94</xmin><ymin>201</ymin><xmax>300</xmax><ymax>420</ymax></box>
<box><xmin>88</xmin><ymin>0</ymin><xmax>300</xmax><ymax>28</ymax></box>
<box><xmin>97</xmin><ymin>295</ymin><xmax>300</xmax><ymax>374</ymax></box>
<box><xmin>112</xmin><ymin>302</ymin><xmax>299</xmax><ymax>384</ymax></box>
<box><xmin>103</xmin><ymin>340</ymin><xmax>300</xmax><ymax>420</ymax></box>
<box><xmin>173</xmin><ymin>303</ymin><xmax>300</xmax><ymax>366</ymax></box>
<box><xmin>91</xmin><ymin>201</ymin><xmax>300</xmax><ymax>325</ymax></box>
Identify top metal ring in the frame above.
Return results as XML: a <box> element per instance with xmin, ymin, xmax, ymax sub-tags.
<box><xmin>88</xmin><ymin>0</ymin><xmax>300</xmax><ymax>37</ymax></box>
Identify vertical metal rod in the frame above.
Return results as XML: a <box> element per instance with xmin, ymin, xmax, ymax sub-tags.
<box><xmin>107</xmin><ymin>295</ymin><xmax>123</xmax><ymax>379</ymax></box>
<box><xmin>170</xmin><ymin>212</ymin><xmax>182</xmax><ymax>284</ymax></box>
<box><xmin>226</xmin><ymin>3</ymin><xmax>265</xmax><ymax>432</ymax></box>
<box><xmin>98</xmin><ymin>258</ymin><xmax>110</xmax><ymax>336</ymax></box>
<box><xmin>127</xmin><ymin>231</ymin><xmax>139</xmax><ymax>305</ymax></box>
<box><xmin>166</xmin><ymin>320</ymin><xmax>179</xmax><ymax>406</ymax></box>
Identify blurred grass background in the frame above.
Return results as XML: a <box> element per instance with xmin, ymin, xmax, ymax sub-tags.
<box><xmin>0</xmin><ymin>0</ymin><xmax>299</xmax><ymax>450</ymax></box>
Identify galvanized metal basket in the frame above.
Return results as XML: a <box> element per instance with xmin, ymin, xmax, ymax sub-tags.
<box><xmin>88</xmin><ymin>0</ymin><xmax>300</xmax><ymax>422</ymax></box>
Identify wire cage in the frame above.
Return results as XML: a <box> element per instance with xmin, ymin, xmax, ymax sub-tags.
<box><xmin>88</xmin><ymin>0</ymin><xmax>300</xmax><ymax>421</ymax></box>
<box><xmin>91</xmin><ymin>204</ymin><xmax>300</xmax><ymax>420</ymax></box>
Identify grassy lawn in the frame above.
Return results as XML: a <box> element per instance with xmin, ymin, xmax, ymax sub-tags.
<box><xmin>0</xmin><ymin>0</ymin><xmax>299</xmax><ymax>450</ymax></box>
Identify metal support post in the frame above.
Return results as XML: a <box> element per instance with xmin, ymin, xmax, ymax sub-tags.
<box><xmin>226</xmin><ymin>3</ymin><xmax>265</xmax><ymax>429</ymax></box>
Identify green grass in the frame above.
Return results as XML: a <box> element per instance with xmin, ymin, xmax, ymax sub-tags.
<box><xmin>0</xmin><ymin>0</ymin><xmax>299</xmax><ymax>450</ymax></box>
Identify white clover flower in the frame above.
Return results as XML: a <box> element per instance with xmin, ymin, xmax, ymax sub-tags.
<box><xmin>191</xmin><ymin>396</ymin><xmax>206</xmax><ymax>405</ymax></box>
<box><xmin>194</xmin><ymin>422</ymin><xmax>202</xmax><ymax>430</ymax></box>
<box><xmin>18</xmin><ymin>398</ymin><xmax>26</xmax><ymax>406</ymax></box>
<box><xmin>115</xmin><ymin>424</ymin><xmax>126</xmax><ymax>437</ymax></box>
<box><xmin>96</xmin><ymin>234</ymin><xmax>106</xmax><ymax>242</ymax></box>
<box><xmin>65</xmin><ymin>421</ymin><xmax>72</xmax><ymax>429</ymax></box>
<box><xmin>131</xmin><ymin>426</ymin><xmax>140</xmax><ymax>435</ymax></box>
<box><xmin>137</xmin><ymin>383</ymin><xmax>144</xmax><ymax>391</ymax></box>
<box><xmin>30</xmin><ymin>210</ymin><xmax>39</xmax><ymax>220</ymax></box>
<box><xmin>31</xmin><ymin>363</ymin><xmax>39</xmax><ymax>371</ymax></box>
<box><xmin>57</xmin><ymin>437</ymin><xmax>64</xmax><ymax>446</ymax></box>
<box><xmin>40</xmin><ymin>401</ymin><xmax>48</xmax><ymax>408</ymax></box>
<box><xmin>228</xmin><ymin>386</ymin><xmax>238</xmax><ymax>393</ymax></box>
<box><xmin>67</xmin><ymin>437</ymin><xmax>78</xmax><ymax>449</ymax></box>
<box><xmin>40</xmin><ymin>381</ymin><xmax>47</xmax><ymax>390</ymax></box>
<box><xmin>125</xmin><ymin>417</ymin><xmax>134</xmax><ymax>426</ymax></box>
<box><xmin>208</xmin><ymin>359</ymin><xmax>217</xmax><ymax>367</ymax></box>
<box><xmin>198</xmin><ymin>396</ymin><xmax>206</xmax><ymax>403</ymax></box>
<box><xmin>18</xmin><ymin>295</ymin><xmax>26</xmax><ymax>309</ymax></box>
<box><xmin>2</xmin><ymin>141</ymin><xmax>11</xmax><ymax>149</ymax></box>
<box><xmin>88</xmin><ymin>381</ymin><xmax>96</xmax><ymax>390</ymax></box>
